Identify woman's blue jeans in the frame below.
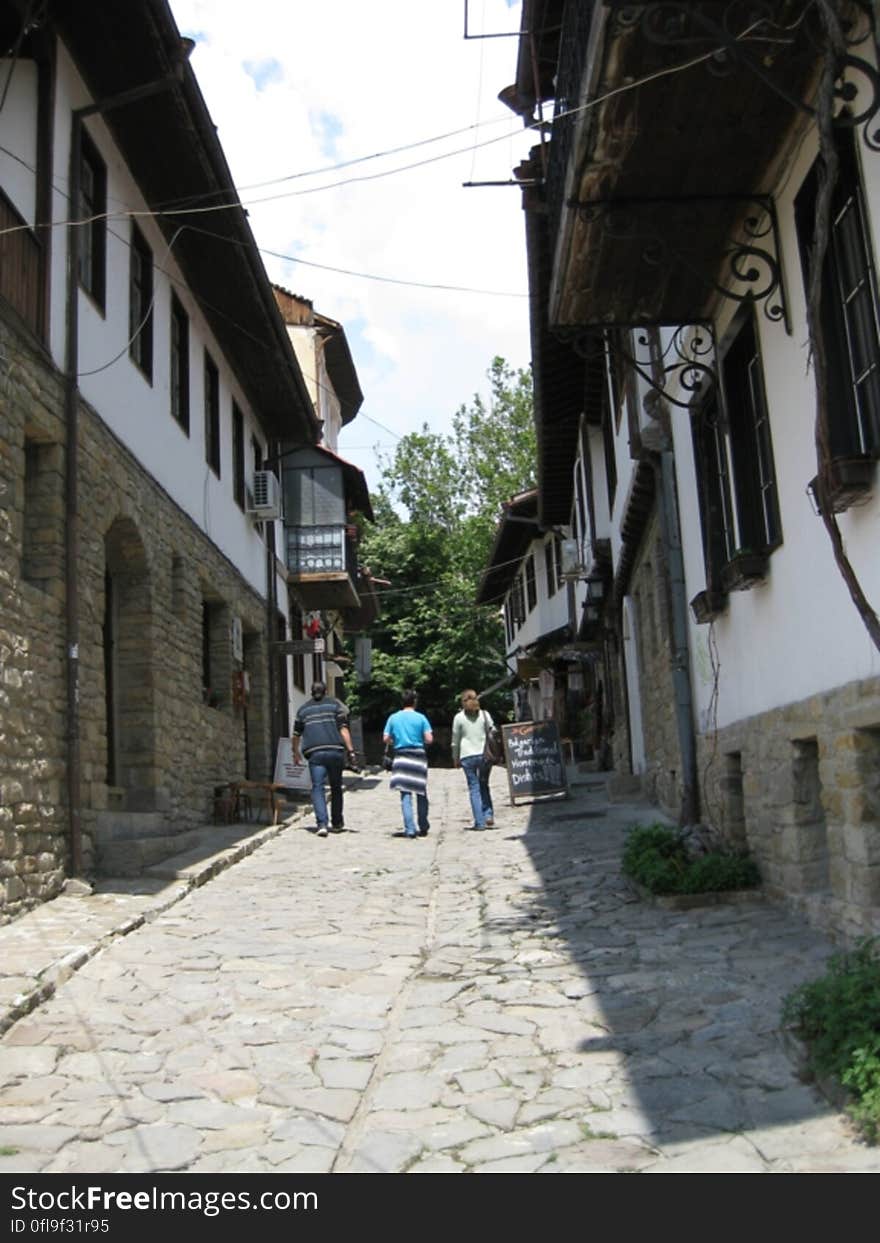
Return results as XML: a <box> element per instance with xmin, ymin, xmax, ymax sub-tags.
<box><xmin>460</xmin><ymin>754</ymin><xmax>493</xmax><ymax>828</ymax></box>
<box><xmin>401</xmin><ymin>791</ymin><xmax>429</xmax><ymax>837</ymax></box>
<box><xmin>307</xmin><ymin>749</ymin><xmax>345</xmax><ymax>828</ymax></box>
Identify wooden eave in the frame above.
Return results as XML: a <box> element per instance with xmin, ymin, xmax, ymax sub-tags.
<box><xmin>551</xmin><ymin>1</ymin><xmax>822</xmax><ymax>330</ymax></box>
<box><xmin>476</xmin><ymin>491</ymin><xmax>541</xmax><ymax>607</ymax></box>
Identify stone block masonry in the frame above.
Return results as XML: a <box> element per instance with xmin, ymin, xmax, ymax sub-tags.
<box><xmin>1</xmin><ymin>311</ymin><xmax>275</xmax><ymax>923</ymax></box>
<box><xmin>698</xmin><ymin>676</ymin><xmax>880</xmax><ymax>942</ymax></box>
<box><xmin>611</xmin><ymin>516</ymin><xmax>683</xmax><ymax>816</ymax></box>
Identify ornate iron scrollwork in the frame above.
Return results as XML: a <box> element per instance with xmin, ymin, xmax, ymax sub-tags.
<box><xmin>575</xmin><ymin>196</ymin><xmax>789</xmax><ymax>329</ymax></box>
<box><xmin>609</xmin><ymin>324</ymin><xmax>718</xmax><ymax>412</ymax></box>
<box><xmin>608</xmin><ymin>0</ymin><xmax>880</xmax><ymax>151</ymax></box>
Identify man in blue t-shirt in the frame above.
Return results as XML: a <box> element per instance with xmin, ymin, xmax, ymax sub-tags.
<box><xmin>293</xmin><ymin>682</ymin><xmax>358</xmax><ymax>837</ymax></box>
<box><xmin>383</xmin><ymin>690</ymin><xmax>433</xmax><ymax>839</ymax></box>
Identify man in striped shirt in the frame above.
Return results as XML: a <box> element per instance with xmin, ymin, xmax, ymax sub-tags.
<box><xmin>292</xmin><ymin>682</ymin><xmax>358</xmax><ymax>837</ymax></box>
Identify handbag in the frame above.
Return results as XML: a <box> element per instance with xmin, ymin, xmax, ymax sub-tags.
<box><xmin>382</xmin><ymin>743</ymin><xmax>394</xmax><ymax>772</ymax></box>
<box><xmin>482</xmin><ymin>712</ymin><xmax>504</xmax><ymax>766</ymax></box>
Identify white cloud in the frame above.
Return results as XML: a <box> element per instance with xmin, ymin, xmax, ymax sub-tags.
<box><xmin>167</xmin><ymin>0</ymin><xmax>533</xmax><ymax>492</ymax></box>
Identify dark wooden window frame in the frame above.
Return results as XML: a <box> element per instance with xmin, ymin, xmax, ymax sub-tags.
<box><xmin>544</xmin><ymin>537</ymin><xmax>557</xmax><ymax>598</ymax></box>
<box><xmin>232</xmin><ymin>402</ymin><xmax>245</xmax><ymax>510</ymax></box>
<box><xmin>795</xmin><ymin>124</ymin><xmax>880</xmax><ymax>511</ymax></box>
<box><xmin>204</xmin><ymin>352</ymin><xmax>221</xmax><ymax>477</ymax></box>
<box><xmin>128</xmin><ymin>221</ymin><xmax>153</xmax><ymax>380</ymax></box>
<box><xmin>691</xmin><ymin>309</ymin><xmax>781</xmax><ymax>606</ymax></box>
<box><xmin>170</xmin><ymin>293</ymin><xmax>190</xmax><ymax>433</ymax></box>
<box><xmin>78</xmin><ymin>129</ymin><xmax>106</xmax><ymax>310</ymax></box>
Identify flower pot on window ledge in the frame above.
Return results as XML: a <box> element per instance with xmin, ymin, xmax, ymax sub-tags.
<box><xmin>689</xmin><ymin>588</ymin><xmax>727</xmax><ymax>624</ymax></box>
<box><xmin>720</xmin><ymin>549</ymin><xmax>769</xmax><ymax>593</ymax></box>
<box><xmin>807</xmin><ymin>455</ymin><xmax>875</xmax><ymax>515</ymax></box>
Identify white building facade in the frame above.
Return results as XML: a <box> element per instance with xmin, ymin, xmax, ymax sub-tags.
<box><xmin>504</xmin><ymin>0</ymin><xmax>880</xmax><ymax>940</ymax></box>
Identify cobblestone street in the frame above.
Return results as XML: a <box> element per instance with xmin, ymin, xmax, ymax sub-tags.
<box><xmin>1</xmin><ymin>767</ymin><xmax>878</xmax><ymax>1174</ymax></box>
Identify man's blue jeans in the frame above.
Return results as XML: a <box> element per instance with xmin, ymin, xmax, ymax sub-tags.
<box><xmin>460</xmin><ymin>754</ymin><xmax>493</xmax><ymax>828</ymax></box>
<box><xmin>307</xmin><ymin>749</ymin><xmax>345</xmax><ymax>828</ymax></box>
<box><xmin>400</xmin><ymin>791</ymin><xmax>429</xmax><ymax>837</ymax></box>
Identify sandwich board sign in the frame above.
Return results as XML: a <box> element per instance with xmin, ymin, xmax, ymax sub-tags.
<box><xmin>273</xmin><ymin>737</ymin><xmax>311</xmax><ymax>791</ymax></box>
<box><xmin>501</xmin><ymin>719</ymin><xmax>569</xmax><ymax>805</ymax></box>
<box><xmin>274</xmin><ymin>727</ymin><xmax>364</xmax><ymax>792</ymax></box>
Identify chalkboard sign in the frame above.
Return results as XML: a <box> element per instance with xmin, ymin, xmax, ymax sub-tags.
<box><xmin>501</xmin><ymin>720</ymin><xmax>569</xmax><ymax>805</ymax></box>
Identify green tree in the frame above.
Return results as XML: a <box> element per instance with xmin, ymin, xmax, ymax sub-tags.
<box><xmin>345</xmin><ymin>358</ymin><xmax>536</xmax><ymax>733</ymax></box>
<box><xmin>452</xmin><ymin>356</ymin><xmax>536</xmax><ymax>519</ymax></box>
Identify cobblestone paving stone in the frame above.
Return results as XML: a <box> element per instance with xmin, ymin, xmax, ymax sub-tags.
<box><xmin>1</xmin><ymin>768</ymin><xmax>879</xmax><ymax>1174</ymax></box>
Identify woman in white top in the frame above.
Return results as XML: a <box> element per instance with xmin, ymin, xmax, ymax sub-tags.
<box><xmin>451</xmin><ymin>689</ymin><xmax>495</xmax><ymax>830</ymax></box>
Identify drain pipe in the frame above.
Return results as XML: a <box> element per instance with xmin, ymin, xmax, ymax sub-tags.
<box><xmin>266</xmin><ymin>447</ymin><xmax>280</xmax><ymax>762</ymax></box>
<box><xmin>63</xmin><ymin>107</ymin><xmax>85</xmax><ymax>875</ymax></box>
<box><xmin>654</xmin><ymin>449</ymin><xmax>699</xmax><ymax>825</ymax></box>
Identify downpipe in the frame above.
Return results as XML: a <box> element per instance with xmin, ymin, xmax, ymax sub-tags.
<box><xmin>654</xmin><ymin>450</ymin><xmax>699</xmax><ymax>826</ymax></box>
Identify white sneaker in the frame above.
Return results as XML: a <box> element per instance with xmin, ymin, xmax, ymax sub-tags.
<box><xmin>317</xmin><ymin>825</ymin><xmax>328</xmax><ymax>837</ymax></box>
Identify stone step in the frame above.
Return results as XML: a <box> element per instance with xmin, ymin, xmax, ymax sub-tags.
<box><xmin>94</xmin><ymin>811</ymin><xmax>168</xmax><ymax>842</ymax></box>
<box><xmin>96</xmin><ymin>828</ymin><xmax>205</xmax><ymax>877</ymax></box>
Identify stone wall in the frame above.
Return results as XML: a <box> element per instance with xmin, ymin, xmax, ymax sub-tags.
<box><xmin>0</xmin><ymin>313</ymin><xmax>68</xmax><ymax>920</ymax></box>
<box><xmin>698</xmin><ymin>676</ymin><xmax>880</xmax><ymax>942</ymax></box>
<box><xmin>1</xmin><ymin>310</ymin><xmax>276</xmax><ymax>923</ymax></box>
<box><xmin>615</xmin><ymin>513</ymin><xmax>684</xmax><ymax>816</ymax></box>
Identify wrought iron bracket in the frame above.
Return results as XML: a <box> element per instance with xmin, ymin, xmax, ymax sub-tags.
<box><xmin>608</xmin><ymin>0</ymin><xmax>880</xmax><ymax>151</ymax></box>
<box><xmin>570</xmin><ymin>195</ymin><xmax>790</xmax><ymax>332</ymax></box>
<box><xmin>607</xmin><ymin>323</ymin><xmax>719</xmax><ymax>412</ymax></box>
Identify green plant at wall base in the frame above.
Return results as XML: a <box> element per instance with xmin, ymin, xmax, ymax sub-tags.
<box><xmin>782</xmin><ymin>938</ymin><xmax>880</xmax><ymax>1143</ymax></box>
<box><xmin>621</xmin><ymin>823</ymin><xmax>760</xmax><ymax>895</ymax></box>
<box><xmin>843</xmin><ymin>1037</ymin><xmax>880</xmax><ymax>1143</ymax></box>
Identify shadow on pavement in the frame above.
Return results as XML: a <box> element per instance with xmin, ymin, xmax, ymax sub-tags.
<box><xmin>510</xmin><ymin>772</ymin><xmax>842</xmax><ymax>1147</ymax></box>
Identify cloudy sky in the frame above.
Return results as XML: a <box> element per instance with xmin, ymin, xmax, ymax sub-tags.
<box><xmin>167</xmin><ymin>0</ymin><xmax>534</xmax><ymax>494</ymax></box>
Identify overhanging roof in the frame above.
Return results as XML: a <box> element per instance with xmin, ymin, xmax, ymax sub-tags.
<box><xmin>312</xmin><ymin>444</ymin><xmax>374</xmax><ymax>522</ymax></box>
<box><xmin>314</xmin><ymin>313</ymin><xmax>364</xmax><ymax>426</ymax></box>
<box><xmin>50</xmin><ymin>0</ymin><xmax>319</xmax><ymax>442</ymax></box>
<box><xmin>273</xmin><ymin>286</ymin><xmax>364</xmax><ymax>428</ymax></box>
<box><xmin>523</xmin><ymin>173</ymin><xmax>585</xmax><ymax>529</ymax></box>
<box><xmin>476</xmin><ymin>490</ymin><xmax>541</xmax><ymax>607</ymax></box>
<box><xmin>539</xmin><ymin>0</ymin><xmax>827</xmax><ymax>329</ymax></box>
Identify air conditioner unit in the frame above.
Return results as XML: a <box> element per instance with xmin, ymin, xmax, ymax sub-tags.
<box><xmin>246</xmin><ymin>470</ymin><xmax>283</xmax><ymax>519</ymax></box>
<box><xmin>559</xmin><ymin>539</ymin><xmax>582</xmax><ymax>581</ymax></box>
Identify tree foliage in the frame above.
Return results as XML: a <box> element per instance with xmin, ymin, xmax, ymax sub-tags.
<box><xmin>345</xmin><ymin>358</ymin><xmax>536</xmax><ymax>729</ymax></box>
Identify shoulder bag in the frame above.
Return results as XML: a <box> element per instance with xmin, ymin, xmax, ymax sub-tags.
<box><xmin>482</xmin><ymin>711</ymin><xmax>504</xmax><ymax>766</ymax></box>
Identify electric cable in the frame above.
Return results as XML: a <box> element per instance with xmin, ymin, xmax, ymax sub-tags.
<box><xmin>0</xmin><ymin>23</ymin><xmax>807</xmax><ymax>239</ymax></box>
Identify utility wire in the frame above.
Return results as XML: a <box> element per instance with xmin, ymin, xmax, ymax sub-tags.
<box><xmin>155</xmin><ymin>114</ymin><xmax>522</xmax><ymax>210</ymax></box>
<box><xmin>259</xmin><ymin>244</ymin><xmax>529</xmax><ymax>298</ymax></box>
<box><xmin>0</xmin><ymin>144</ymin><xmax>529</xmax><ymax>297</ymax></box>
<box><xmin>0</xmin><ymin>29</ymin><xmax>791</xmax><ymax>240</ymax></box>
<box><xmin>368</xmin><ymin>548</ymin><xmax>528</xmax><ymax>600</ymax></box>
